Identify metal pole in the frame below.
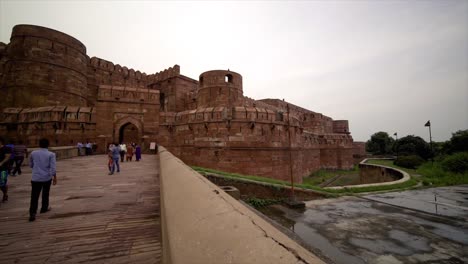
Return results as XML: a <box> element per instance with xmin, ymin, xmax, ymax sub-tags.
<box><xmin>429</xmin><ymin>124</ymin><xmax>433</xmax><ymax>164</ymax></box>
<box><xmin>394</xmin><ymin>132</ymin><xmax>398</xmax><ymax>159</ymax></box>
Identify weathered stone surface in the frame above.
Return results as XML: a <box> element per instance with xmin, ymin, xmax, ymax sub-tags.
<box><xmin>0</xmin><ymin>154</ymin><xmax>161</xmax><ymax>264</ymax></box>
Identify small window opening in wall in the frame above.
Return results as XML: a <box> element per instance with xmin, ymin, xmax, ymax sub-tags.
<box><xmin>225</xmin><ymin>74</ymin><xmax>233</xmax><ymax>83</ymax></box>
<box><xmin>199</xmin><ymin>76</ymin><xmax>204</xmax><ymax>85</ymax></box>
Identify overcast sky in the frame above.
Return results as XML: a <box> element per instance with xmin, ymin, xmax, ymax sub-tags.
<box><xmin>1</xmin><ymin>0</ymin><xmax>467</xmax><ymax>142</ymax></box>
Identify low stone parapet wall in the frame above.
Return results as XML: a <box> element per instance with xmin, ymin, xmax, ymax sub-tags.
<box><xmin>23</xmin><ymin>146</ymin><xmax>79</xmax><ymax>166</ymax></box>
<box><xmin>203</xmin><ymin>172</ymin><xmax>326</xmax><ymax>201</ymax></box>
<box><xmin>158</xmin><ymin>146</ymin><xmax>325</xmax><ymax>264</ymax></box>
<box><xmin>325</xmin><ymin>158</ymin><xmax>410</xmax><ymax>190</ymax></box>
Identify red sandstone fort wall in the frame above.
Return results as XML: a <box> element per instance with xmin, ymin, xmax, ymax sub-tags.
<box><xmin>2</xmin><ymin>25</ymin><xmax>89</xmax><ymax>108</ymax></box>
<box><xmin>157</xmin><ymin>103</ymin><xmax>356</xmax><ymax>182</ymax></box>
<box><xmin>0</xmin><ymin>24</ymin><xmax>365</xmax><ymax>182</ymax></box>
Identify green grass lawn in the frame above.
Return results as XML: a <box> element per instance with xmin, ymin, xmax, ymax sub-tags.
<box><xmin>194</xmin><ymin>158</ymin><xmax>467</xmax><ymax>196</ymax></box>
<box><xmin>302</xmin><ymin>166</ymin><xmax>359</xmax><ymax>186</ymax></box>
<box><xmin>192</xmin><ymin>164</ymin><xmax>419</xmax><ymax>195</ymax></box>
<box><xmin>365</xmin><ymin>159</ymin><xmax>468</xmax><ymax>187</ymax></box>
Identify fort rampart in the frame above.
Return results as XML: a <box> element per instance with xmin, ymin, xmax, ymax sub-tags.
<box><xmin>0</xmin><ymin>24</ymin><xmax>365</xmax><ymax>183</ymax></box>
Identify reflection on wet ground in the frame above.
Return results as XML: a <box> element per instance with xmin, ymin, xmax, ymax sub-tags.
<box><xmin>364</xmin><ymin>185</ymin><xmax>468</xmax><ymax>219</ymax></box>
<box><xmin>258</xmin><ymin>186</ymin><xmax>468</xmax><ymax>264</ymax></box>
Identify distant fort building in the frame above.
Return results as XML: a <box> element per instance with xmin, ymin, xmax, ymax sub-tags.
<box><xmin>0</xmin><ymin>25</ymin><xmax>365</xmax><ymax>183</ymax></box>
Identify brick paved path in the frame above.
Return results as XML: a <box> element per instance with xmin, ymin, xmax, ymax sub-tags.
<box><xmin>0</xmin><ymin>155</ymin><xmax>161</xmax><ymax>264</ymax></box>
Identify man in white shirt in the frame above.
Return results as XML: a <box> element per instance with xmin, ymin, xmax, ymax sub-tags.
<box><xmin>119</xmin><ymin>143</ymin><xmax>127</xmax><ymax>162</ymax></box>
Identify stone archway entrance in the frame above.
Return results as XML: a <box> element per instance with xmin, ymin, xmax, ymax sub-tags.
<box><xmin>113</xmin><ymin>116</ymin><xmax>143</xmax><ymax>144</ymax></box>
<box><xmin>119</xmin><ymin>122</ymin><xmax>140</xmax><ymax>144</ymax></box>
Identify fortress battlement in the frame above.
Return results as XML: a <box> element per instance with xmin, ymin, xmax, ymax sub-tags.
<box><xmin>0</xmin><ymin>24</ymin><xmax>365</xmax><ymax>183</ymax></box>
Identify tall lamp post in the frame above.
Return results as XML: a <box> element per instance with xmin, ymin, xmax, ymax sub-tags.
<box><xmin>424</xmin><ymin>120</ymin><xmax>433</xmax><ymax>163</ymax></box>
<box><xmin>393</xmin><ymin>132</ymin><xmax>398</xmax><ymax>158</ymax></box>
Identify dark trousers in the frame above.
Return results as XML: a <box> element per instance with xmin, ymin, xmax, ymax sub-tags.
<box><xmin>29</xmin><ymin>180</ymin><xmax>52</xmax><ymax>216</ymax></box>
<box><xmin>12</xmin><ymin>156</ymin><xmax>24</xmax><ymax>175</ymax></box>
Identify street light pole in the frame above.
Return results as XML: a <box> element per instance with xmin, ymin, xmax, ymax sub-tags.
<box><xmin>425</xmin><ymin>120</ymin><xmax>433</xmax><ymax>164</ymax></box>
<box><xmin>394</xmin><ymin>132</ymin><xmax>398</xmax><ymax>158</ymax></box>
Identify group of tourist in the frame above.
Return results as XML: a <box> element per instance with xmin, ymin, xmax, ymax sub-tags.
<box><xmin>0</xmin><ymin>139</ymin><xmax>28</xmax><ymax>186</ymax></box>
<box><xmin>0</xmin><ymin>137</ymin><xmax>57</xmax><ymax>222</ymax></box>
<box><xmin>0</xmin><ymin>137</ymin><xmax>149</xmax><ymax>222</ymax></box>
<box><xmin>76</xmin><ymin>141</ymin><xmax>97</xmax><ymax>156</ymax></box>
<box><xmin>107</xmin><ymin>143</ymin><xmax>141</xmax><ymax>175</ymax></box>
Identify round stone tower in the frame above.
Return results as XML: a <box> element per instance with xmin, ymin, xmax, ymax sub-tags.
<box><xmin>2</xmin><ymin>25</ymin><xmax>89</xmax><ymax>108</ymax></box>
<box><xmin>197</xmin><ymin>70</ymin><xmax>243</xmax><ymax>108</ymax></box>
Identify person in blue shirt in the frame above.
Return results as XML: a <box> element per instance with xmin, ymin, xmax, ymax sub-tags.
<box><xmin>0</xmin><ymin>137</ymin><xmax>12</xmax><ymax>202</ymax></box>
<box><xmin>29</xmin><ymin>138</ymin><xmax>57</xmax><ymax>222</ymax></box>
<box><xmin>5</xmin><ymin>141</ymin><xmax>14</xmax><ymax>175</ymax></box>
<box><xmin>109</xmin><ymin>142</ymin><xmax>121</xmax><ymax>175</ymax></box>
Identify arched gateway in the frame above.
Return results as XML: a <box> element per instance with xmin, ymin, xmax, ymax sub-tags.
<box><xmin>114</xmin><ymin>116</ymin><xmax>143</xmax><ymax>144</ymax></box>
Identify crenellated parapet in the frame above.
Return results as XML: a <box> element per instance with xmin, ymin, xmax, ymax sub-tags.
<box><xmin>88</xmin><ymin>56</ymin><xmax>149</xmax><ymax>89</ymax></box>
<box><xmin>332</xmin><ymin>120</ymin><xmax>350</xmax><ymax>134</ymax></box>
<box><xmin>147</xmin><ymin>65</ymin><xmax>180</xmax><ymax>84</ymax></box>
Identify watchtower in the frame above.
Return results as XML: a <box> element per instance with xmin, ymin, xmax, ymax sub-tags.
<box><xmin>2</xmin><ymin>25</ymin><xmax>89</xmax><ymax>108</ymax></box>
<box><xmin>197</xmin><ymin>70</ymin><xmax>243</xmax><ymax>108</ymax></box>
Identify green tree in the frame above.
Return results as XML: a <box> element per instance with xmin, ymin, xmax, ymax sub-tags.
<box><xmin>394</xmin><ymin>135</ymin><xmax>431</xmax><ymax>160</ymax></box>
<box><xmin>366</xmin><ymin>132</ymin><xmax>395</xmax><ymax>155</ymax></box>
<box><xmin>445</xmin><ymin>130</ymin><xmax>468</xmax><ymax>154</ymax></box>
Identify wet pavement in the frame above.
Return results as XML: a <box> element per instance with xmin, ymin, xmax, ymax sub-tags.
<box><xmin>364</xmin><ymin>185</ymin><xmax>468</xmax><ymax>220</ymax></box>
<box><xmin>259</xmin><ymin>186</ymin><xmax>468</xmax><ymax>264</ymax></box>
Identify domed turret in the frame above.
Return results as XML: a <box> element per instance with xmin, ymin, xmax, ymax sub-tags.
<box><xmin>197</xmin><ymin>70</ymin><xmax>243</xmax><ymax>108</ymax></box>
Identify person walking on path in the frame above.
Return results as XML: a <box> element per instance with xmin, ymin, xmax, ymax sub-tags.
<box><xmin>135</xmin><ymin>144</ymin><xmax>141</xmax><ymax>162</ymax></box>
<box><xmin>29</xmin><ymin>138</ymin><xmax>57</xmax><ymax>222</ymax></box>
<box><xmin>85</xmin><ymin>142</ymin><xmax>92</xmax><ymax>156</ymax></box>
<box><xmin>107</xmin><ymin>144</ymin><xmax>114</xmax><ymax>173</ymax></box>
<box><xmin>109</xmin><ymin>143</ymin><xmax>121</xmax><ymax>175</ymax></box>
<box><xmin>119</xmin><ymin>143</ymin><xmax>127</xmax><ymax>162</ymax></box>
<box><xmin>126</xmin><ymin>143</ymin><xmax>134</xmax><ymax>162</ymax></box>
<box><xmin>77</xmin><ymin>142</ymin><xmax>83</xmax><ymax>156</ymax></box>
<box><xmin>12</xmin><ymin>140</ymin><xmax>27</xmax><ymax>176</ymax></box>
<box><xmin>5</xmin><ymin>141</ymin><xmax>15</xmax><ymax>175</ymax></box>
<box><xmin>0</xmin><ymin>137</ymin><xmax>12</xmax><ymax>202</ymax></box>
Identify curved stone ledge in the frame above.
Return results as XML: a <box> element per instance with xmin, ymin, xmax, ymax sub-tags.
<box><xmin>22</xmin><ymin>146</ymin><xmax>79</xmax><ymax>166</ymax></box>
<box><xmin>325</xmin><ymin>158</ymin><xmax>411</xmax><ymax>190</ymax></box>
<box><xmin>158</xmin><ymin>146</ymin><xmax>325</xmax><ymax>264</ymax></box>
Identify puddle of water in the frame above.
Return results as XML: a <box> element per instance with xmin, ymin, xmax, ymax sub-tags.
<box><xmin>259</xmin><ymin>204</ymin><xmax>365</xmax><ymax>264</ymax></box>
<box><xmin>409</xmin><ymin>216</ymin><xmax>468</xmax><ymax>245</ymax></box>
<box><xmin>365</xmin><ymin>186</ymin><xmax>468</xmax><ymax>218</ymax></box>
<box><xmin>388</xmin><ymin>230</ymin><xmax>432</xmax><ymax>252</ymax></box>
<box><xmin>295</xmin><ymin>222</ymin><xmax>365</xmax><ymax>264</ymax></box>
<box><xmin>258</xmin><ymin>195</ymin><xmax>468</xmax><ymax>264</ymax></box>
<box><xmin>349</xmin><ymin>237</ymin><xmax>413</xmax><ymax>256</ymax></box>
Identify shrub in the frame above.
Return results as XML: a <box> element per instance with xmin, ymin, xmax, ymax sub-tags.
<box><xmin>441</xmin><ymin>152</ymin><xmax>468</xmax><ymax>173</ymax></box>
<box><xmin>245</xmin><ymin>197</ymin><xmax>283</xmax><ymax>208</ymax></box>
<box><xmin>394</xmin><ymin>155</ymin><xmax>425</xmax><ymax>169</ymax></box>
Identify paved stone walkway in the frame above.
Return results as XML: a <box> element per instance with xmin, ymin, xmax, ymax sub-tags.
<box><xmin>0</xmin><ymin>155</ymin><xmax>161</xmax><ymax>264</ymax></box>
